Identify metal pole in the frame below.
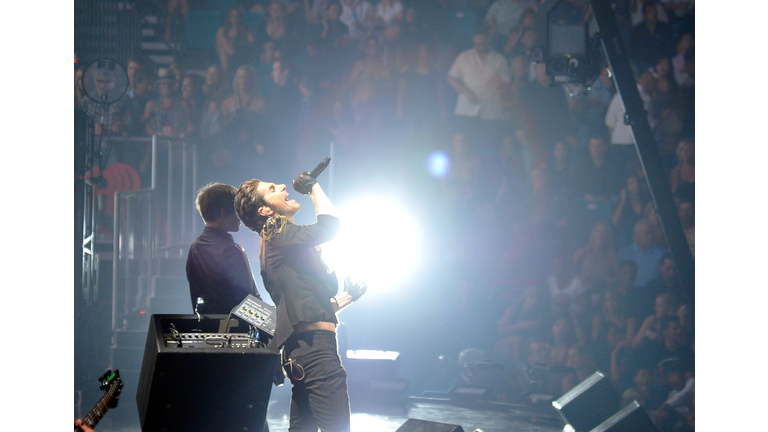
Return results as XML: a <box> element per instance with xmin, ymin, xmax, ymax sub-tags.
<box><xmin>590</xmin><ymin>0</ymin><xmax>694</xmax><ymax>306</ymax></box>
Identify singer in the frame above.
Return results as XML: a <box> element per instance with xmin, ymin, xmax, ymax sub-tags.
<box><xmin>234</xmin><ymin>161</ymin><xmax>366</xmax><ymax>432</ymax></box>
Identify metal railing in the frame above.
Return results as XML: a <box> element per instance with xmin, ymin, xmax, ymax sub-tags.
<box><xmin>110</xmin><ymin>135</ymin><xmax>200</xmax><ymax>330</ymax></box>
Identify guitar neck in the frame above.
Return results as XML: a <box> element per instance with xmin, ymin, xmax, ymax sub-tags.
<box><xmin>77</xmin><ymin>390</ymin><xmax>112</xmax><ymax>430</ymax></box>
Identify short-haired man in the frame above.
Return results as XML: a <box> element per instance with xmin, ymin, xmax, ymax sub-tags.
<box><xmin>186</xmin><ymin>183</ymin><xmax>263</xmax><ymax>314</ymax></box>
<box><xmin>235</xmin><ymin>170</ymin><xmax>366</xmax><ymax>432</ymax></box>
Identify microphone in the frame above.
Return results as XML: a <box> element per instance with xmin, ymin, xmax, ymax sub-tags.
<box><xmin>308</xmin><ymin>157</ymin><xmax>331</xmax><ymax>179</ymax></box>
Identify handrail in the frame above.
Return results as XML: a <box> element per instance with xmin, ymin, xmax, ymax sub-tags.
<box><xmin>110</xmin><ymin>135</ymin><xmax>200</xmax><ymax>330</ymax></box>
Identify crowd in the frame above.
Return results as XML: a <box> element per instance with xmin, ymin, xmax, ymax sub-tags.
<box><xmin>75</xmin><ymin>0</ymin><xmax>694</xmax><ymax>430</ymax></box>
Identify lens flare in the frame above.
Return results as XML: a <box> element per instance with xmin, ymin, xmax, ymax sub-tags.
<box><xmin>321</xmin><ymin>197</ymin><xmax>421</xmax><ymax>292</ymax></box>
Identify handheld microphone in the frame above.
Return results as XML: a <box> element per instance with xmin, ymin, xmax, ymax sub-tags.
<box><xmin>308</xmin><ymin>157</ymin><xmax>331</xmax><ymax>179</ymax></box>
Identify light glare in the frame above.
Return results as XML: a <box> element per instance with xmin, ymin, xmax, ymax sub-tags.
<box><xmin>321</xmin><ymin>197</ymin><xmax>421</xmax><ymax>292</ymax></box>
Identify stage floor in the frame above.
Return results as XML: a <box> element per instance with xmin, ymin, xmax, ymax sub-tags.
<box><xmin>88</xmin><ymin>385</ymin><xmax>565</xmax><ymax>432</ymax></box>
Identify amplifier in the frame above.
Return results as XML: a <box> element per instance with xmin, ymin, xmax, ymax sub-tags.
<box><xmin>136</xmin><ymin>315</ymin><xmax>280</xmax><ymax>432</ymax></box>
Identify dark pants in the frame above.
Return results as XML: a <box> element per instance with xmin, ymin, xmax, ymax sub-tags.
<box><xmin>282</xmin><ymin>330</ymin><xmax>351</xmax><ymax>432</ymax></box>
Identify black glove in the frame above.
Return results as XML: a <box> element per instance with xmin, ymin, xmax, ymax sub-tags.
<box><xmin>292</xmin><ymin>172</ymin><xmax>317</xmax><ymax>195</ymax></box>
<box><xmin>344</xmin><ymin>276</ymin><xmax>367</xmax><ymax>301</ymax></box>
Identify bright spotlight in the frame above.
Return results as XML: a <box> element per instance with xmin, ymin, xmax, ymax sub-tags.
<box><xmin>321</xmin><ymin>196</ymin><xmax>421</xmax><ymax>292</ymax></box>
<box><xmin>427</xmin><ymin>151</ymin><xmax>450</xmax><ymax>178</ymax></box>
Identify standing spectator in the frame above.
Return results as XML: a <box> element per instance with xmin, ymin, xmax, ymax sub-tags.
<box><xmin>545</xmin><ymin>256</ymin><xmax>589</xmax><ymax>320</ymax></box>
<box><xmin>629</xmin><ymin>1</ymin><xmax>673</xmax><ymax>71</ymax></box>
<box><xmin>304</xmin><ymin>0</ymin><xmax>332</xmax><ymax>25</ymax></box>
<box><xmin>257</xmin><ymin>1</ymin><xmax>300</xmax><ymax>56</ymax></box>
<box><xmin>320</xmin><ymin>2</ymin><xmax>351</xmax><ymax>51</ymax></box>
<box><xmin>123</xmin><ymin>68</ymin><xmax>155</xmax><ymax>137</ymax></box>
<box><xmin>484</xmin><ymin>0</ymin><xmax>534</xmax><ymax>50</ymax></box>
<box><xmin>201</xmin><ymin>64</ymin><xmax>228</xmax><ymax>106</ymax></box>
<box><xmin>638</xmin><ymin>254</ymin><xmax>682</xmax><ymax>321</ymax></box>
<box><xmin>573</xmin><ymin>222</ymin><xmax>620</xmax><ymax>295</ymax></box>
<box><xmin>126</xmin><ymin>56</ymin><xmax>143</xmax><ymax>99</ymax></box>
<box><xmin>261</xmin><ymin>58</ymin><xmax>304</xmax><ymax>174</ymax></box>
<box><xmin>618</xmin><ymin>219</ymin><xmax>666</xmax><ymax>288</ymax></box>
<box><xmin>492</xmin><ymin>285</ymin><xmax>549</xmax><ymax>363</ymax></box>
<box><xmin>181</xmin><ymin>75</ymin><xmax>205</xmax><ymax>127</ymax></box>
<box><xmin>374</xmin><ymin>0</ymin><xmax>403</xmax><ymax>28</ymax></box>
<box><xmin>612</xmin><ymin>174</ymin><xmax>650</xmax><ymax>249</ymax></box>
<box><xmin>677</xmin><ymin>199</ymin><xmax>694</xmax><ymax>259</ymax></box>
<box><xmin>447</xmin><ymin>28</ymin><xmax>511</xmax><ymax>148</ymax></box>
<box><xmin>518</xmin><ymin>62</ymin><xmax>572</xmax><ymax>163</ymax></box>
<box><xmin>631</xmin><ymin>292</ymin><xmax>678</xmax><ymax>349</ymax></box>
<box><xmin>339</xmin><ymin>0</ymin><xmax>376</xmax><ymax>43</ymax></box>
<box><xmin>219</xmin><ymin>65</ymin><xmax>267</xmax><ymax>179</ymax></box>
<box><xmin>549</xmin><ymin>316</ymin><xmax>580</xmax><ymax>367</ymax></box>
<box><xmin>142</xmin><ymin>67</ymin><xmax>194</xmax><ymax>138</ymax></box>
<box><xmin>215</xmin><ymin>6</ymin><xmax>257</xmax><ymax>73</ymax></box>
<box><xmin>592</xmin><ymin>289</ymin><xmax>637</xmax><ymax>349</ymax></box>
<box><xmin>668</xmin><ymin>139</ymin><xmax>694</xmax><ymax>203</ymax></box>
<box><xmin>395</xmin><ymin>42</ymin><xmax>446</xmax><ymax>143</ymax></box>
<box><xmin>672</xmin><ymin>33</ymin><xmax>694</xmax><ymax>89</ymax></box>
<box><xmin>572</xmin><ymin>136</ymin><xmax>621</xmax><ymax>235</ymax></box>
<box><xmin>548</xmin><ymin>140</ymin><xmax>578</xmax><ymax>203</ymax></box>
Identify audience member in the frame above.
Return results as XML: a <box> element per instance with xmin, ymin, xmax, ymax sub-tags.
<box><xmin>545</xmin><ymin>256</ymin><xmax>588</xmax><ymax>320</ymax></box>
<box><xmin>574</xmin><ymin>222</ymin><xmax>620</xmax><ymax>295</ymax></box>
<box><xmin>548</xmin><ymin>316</ymin><xmax>581</xmax><ymax>367</ymax></box>
<box><xmin>219</xmin><ymin>65</ymin><xmax>267</xmax><ymax>177</ymax></box>
<box><xmin>642</xmin><ymin>201</ymin><xmax>668</xmax><ymax>250</ymax></box>
<box><xmin>484</xmin><ymin>0</ymin><xmax>534</xmax><ymax>49</ymax></box>
<box><xmin>631</xmin><ymin>292</ymin><xmax>678</xmax><ymax>349</ymax></box>
<box><xmin>142</xmin><ymin>67</ymin><xmax>194</xmax><ymax>138</ymax></box>
<box><xmin>261</xmin><ymin>58</ymin><xmax>304</xmax><ymax>173</ymax></box>
<box><xmin>618</xmin><ymin>219</ymin><xmax>666</xmax><ymax>288</ymax></box>
<box><xmin>518</xmin><ymin>62</ymin><xmax>573</xmax><ymax>160</ymax></box>
<box><xmin>668</xmin><ymin>139</ymin><xmax>694</xmax><ymax>203</ymax></box>
<box><xmin>257</xmin><ymin>1</ymin><xmax>300</xmax><ymax>56</ymax></box>
<box><xmin>320</xmin><ymin>1</ymin><xmax>351</xmax><ymax>50</ymax></box>
<box><xmin>592</xmin><ymin>289</ymin><xmax>637</xmax><ymax>346</ymax></box>
<box><xmin>125</xmin><ymin>56</ymin><xmax>144</xmax><ymax>99</ymax></box>
<box><xmin>560</xmin><ymin>345</ymin><xmax>597</xmax><ymax>394</ymax></box>
<box><xmin>339</xmin><ymin>0</ymin><xmax>376</xmax><ymax>42</ymax></box>
<box><xmin>215</xmin><ymin>6</ymin><xmax>257</xmax><ymax>73</ymax></box>
<box><xmin>629</xmin><ymin>1</ymin><xmax>674</xmax><ymax>71</ymax></box>
<box><xmin>639</xmin><ymin>254</ymin><xmax>682</xmax><ymax>320</ymax></box>
<box><xmin>612</xmin><ymin>174</ymin><xmax>650</xmax><ymax>249</ymax></box>
<box><xmin>493</xmin><ymin>285</ymin><xmax>549</xmax><ymax>363</ymax></box>
<box><xmin>395</xmin><ymin>42</ymin><xmax>446</xmax><ymax>142</ymax></box>
<box><xmin>672</xmin><ymin>33</ymin><xmax>694</xmax><ymax>89</ymax></box>
<box><xmin>201</xmin><ymin>64</ymin><xmax>227</xmax><ymax>106</ymax></box>
<box><xmin>677</xmin><ymin>199</ymin><xmax>694</xmax><ymax>259</ymax></box>
<box><xmin>181</xmin><ymin>74</ymin><xmax>205</xmax><ymax>126</ymax></box>
<box><xmin>447</xmin><ymin>28</ymin><xmax>511</xmax><ymax>148</ymax></box>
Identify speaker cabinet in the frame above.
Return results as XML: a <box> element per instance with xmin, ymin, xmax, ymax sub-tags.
<box><xmin>396</xmin><ymin>418</ymin><xmax>465</xmax><ymax>432</ymax></box>
<box><xmin>590</xmin><ymin>401</ymin><xmax>659</xmax><ymax>432</ymax></box>
<box><xmin>552</xmin><ymin>371</ymin><xmax>620</xmax><ymax>432</ymax></box>
<box><xmin>136</xmin><ymin>315</ymin><xmax>279</xmax><ymax>432</ymax></box>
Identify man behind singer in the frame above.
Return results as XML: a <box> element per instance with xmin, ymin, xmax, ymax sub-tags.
<box><xmin>186</xmin><ymin>183</ymin><xmax>263</xmax><ymax>314</ymax></box>
<box><xmin>234</xmin><ymin>166</ymin><xmax>366</xmax><ymax>432</ymax></box>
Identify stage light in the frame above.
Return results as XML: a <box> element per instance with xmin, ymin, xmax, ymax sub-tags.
<box><xmin>427</xmin><ymin>151</ymin><xmax>450</xmax><ymax>178</ymax></box>
<box><xmin>321</xmin><ymin>196</ymin><xmax>422</xmax><ymax>292</ymax></box>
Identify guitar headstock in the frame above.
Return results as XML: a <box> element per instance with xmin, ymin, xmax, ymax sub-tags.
<box><xmin>98</xmin><ymin>369</ymin><xmax>124</xmax><ymax>409</ymax></box>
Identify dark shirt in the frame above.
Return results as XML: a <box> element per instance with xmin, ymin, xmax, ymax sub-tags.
<box><xmin>186</xmin><ymin>226</ymin><xmax>261</xmax><ymax>314</ymax></box>
<box><xmin>260</xmin><ymin>215</ymin><xmax>341</xmax><ymax>350</ymax></box>
<box><xmin>629</xmin><ymin>21</ymin><xmax>674</xmax><ymax>67</ymax></box>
